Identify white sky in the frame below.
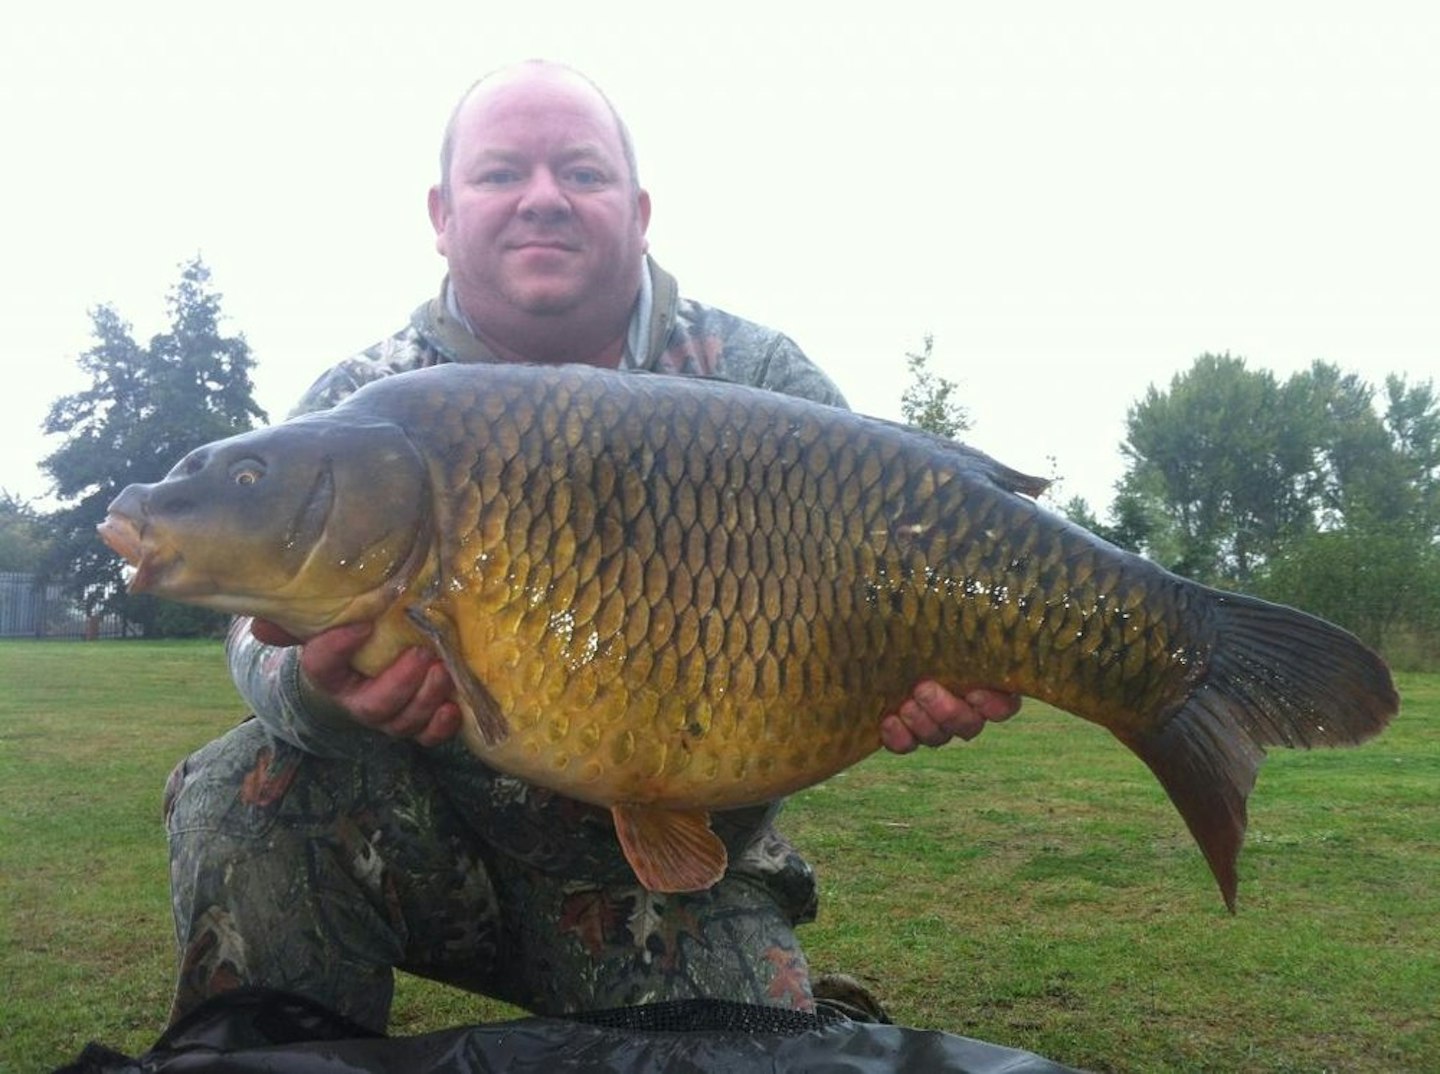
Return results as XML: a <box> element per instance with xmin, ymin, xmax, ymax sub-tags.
<box><xmin>2</xmin><ymin>1</ymin><xmax>1436</xmax><ymax>516</ymax></box>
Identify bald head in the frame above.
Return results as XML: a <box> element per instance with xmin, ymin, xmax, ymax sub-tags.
<box><xmin>439</xmin><ymin>61</ymin><xmax>640</xmax><ymax>197</ymax></box>
<box><xmin>425</xmin><ymin>58</ymin><xmax>652</xmax><ymax>366</ymax></box>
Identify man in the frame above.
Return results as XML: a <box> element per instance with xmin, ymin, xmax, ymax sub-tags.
<box><xmin>164</xmin><ymin>60</ymin><xmax>1019</xmax><ymax>1033</ymax></box>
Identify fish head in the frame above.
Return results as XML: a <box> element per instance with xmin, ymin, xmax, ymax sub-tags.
<box><xmin>98</xmin><ymin>415</ymin><xmax>432</xmax><ymax>638</ymax></box>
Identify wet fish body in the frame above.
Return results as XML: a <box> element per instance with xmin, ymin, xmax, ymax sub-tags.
<box><xmin>99</xmin><ymin>363</ymin><xmax>1398</xmax><ymax>904</ymax></box>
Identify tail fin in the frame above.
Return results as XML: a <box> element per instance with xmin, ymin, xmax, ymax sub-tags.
<box><xmin>1124</xmin><ymin>591</ymin><xmax>1398</xmax><ymax>911</ymax></box>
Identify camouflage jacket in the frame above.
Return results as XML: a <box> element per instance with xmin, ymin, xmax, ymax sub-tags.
<box><xmin>287</xmin><ymin>257</ymin><xmax>845</xmax><ymax>417</ymax></box>
<box><xmin>226</xmin><ymin>258</ymin><xmax>846</xmax><ymax>881</ymax></box>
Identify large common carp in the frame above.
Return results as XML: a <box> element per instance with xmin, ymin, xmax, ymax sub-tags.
<box><xmin>99</xmin><ymin>363</ymin><xmax>1398</xmax><ymax>907</ymax></box>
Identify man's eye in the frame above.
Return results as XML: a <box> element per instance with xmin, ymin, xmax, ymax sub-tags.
<box><xmin>478</xmin><ymin>169</ymin><xmax>521</xmax><ymax>185</ymax></box>
<box><xmin>565</xmin><ymin>167</ymin><xmax>606</xmax><ymax>187</ymax></box>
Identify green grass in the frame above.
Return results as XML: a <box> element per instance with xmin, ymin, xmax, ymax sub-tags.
<box><xmin>1</xmin><ymin>640</ymin><xmax>1436</xmax><ymax>1072</ymax></box>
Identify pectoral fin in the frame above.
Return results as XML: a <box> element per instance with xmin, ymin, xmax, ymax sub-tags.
<box><xmin>612</xmin><ymin>804</ymin><xmax>728</xmax><ymax>893</ymax></box>
<box><xmin>406</xmin><ymin>604</ymin><xmax>509</xmax><ymax>745</ymax></box>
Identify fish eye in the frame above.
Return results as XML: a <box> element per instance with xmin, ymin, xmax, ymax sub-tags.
<box><xmin>229</xmin><ymin>459</ymin><xmax>266</xmax><ymax>487</ymax></box>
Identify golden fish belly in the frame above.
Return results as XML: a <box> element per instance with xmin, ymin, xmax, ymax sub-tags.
<box><xmin>450</xmin><ymin>614</ymin><xmax>888</xmax><ymax>810</ymax></box>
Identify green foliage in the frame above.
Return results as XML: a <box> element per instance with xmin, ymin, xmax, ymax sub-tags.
<box><xmin>1094</xmin><ymin>353</ymin><xmax>1440</xmax><ymax>666</ymax></box>
<box><xmin>0</xmin><ymin>490</ymin><xmax>51</xmax><ymax>572</ymax></box>
<box><xmin>1120</xmin><ymin>354</ymin><xmax>1322</xmax><ymax>583</ymax></box>
<box><xmin>1056</xmin><ymin>484</ymin><xmax>1168</xmax><ymax>557</ymax></box>
<box><xmin>1381</xmin><ymin>374</ymin><xmax>1440</xmax><ymax>535</ymax></box>
<box><xmin>900</xmin><ymin>334</ymin><xmax>970</xmax><ymax>439</ymax></box>
<box><xmin>39</xmin><ymin>258</ymin><xmax>266</xmax><ymax>636</ymax></box>
<box><xmin>1255</xmin><ymin>527</ymin><xmax>1440</xmax><ymax>665</ymax></box>
<box><xmin>1293</xmin><ymin>361</ymin><xmax>1413</xmax><ymax>530</ymax></box>
<box><xmin>1121</xmin><ymin>355</ymin><xmax>1440</xmax><ymax>582</ymax></box>
<box><xmin>1057</xmin><ymin>495</ymin><xmax>1101</xmax><ymax>531</ymax></box>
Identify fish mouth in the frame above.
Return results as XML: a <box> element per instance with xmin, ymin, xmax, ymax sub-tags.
<box><xmin>97</xmin><ymin>513</ymin><xmax>178</xmax><ymax>593</ymax></box>
<box><xmin>97</xmin><ymin>514</ymin><xmax>142</xmax><ymax>565</ymax></box>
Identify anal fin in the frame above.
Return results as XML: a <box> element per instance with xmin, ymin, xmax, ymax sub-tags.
<box><xmin>612</xmin><ymin>804</ymin><xmax>728</xmax><ymax>893</ymax></box>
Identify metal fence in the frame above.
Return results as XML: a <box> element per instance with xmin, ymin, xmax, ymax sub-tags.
<box><xmin>0</xmin><ymin>571</ymin><xmax>127</xmax><ymax>639</ymax></box>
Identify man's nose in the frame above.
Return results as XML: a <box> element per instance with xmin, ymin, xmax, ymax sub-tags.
<box><xmin>518</xmin><ymin>168</ymin><xmax>569</xmax><ymax>220</ymax></box>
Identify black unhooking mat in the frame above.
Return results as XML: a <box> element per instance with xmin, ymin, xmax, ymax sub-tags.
<box><xmin>53</xmin><ymin>987</ymin><xmax>1088</xmax><ymax>1073</ymax></box>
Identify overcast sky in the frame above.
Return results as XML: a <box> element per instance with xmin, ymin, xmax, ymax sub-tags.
<box><xmin>2</xmin><ymin>1</ymin><xmax>1435</xmax><ymax>516</ymax></box>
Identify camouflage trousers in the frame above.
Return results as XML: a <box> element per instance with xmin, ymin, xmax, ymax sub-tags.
<box><xmin>164</xmin><ymin>719</ymin><xmax>819</xmax><ymax>1033</ymax></box>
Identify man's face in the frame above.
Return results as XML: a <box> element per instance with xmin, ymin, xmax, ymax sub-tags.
<box><xmin>430</xmin><ymin>70</ymin><xmax>651</xmax><ymax>327</ymax></box>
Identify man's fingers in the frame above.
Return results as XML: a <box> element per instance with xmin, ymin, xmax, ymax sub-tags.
<box><xmin>899</xmin><ymin>696</ymin><xmax>958</xmax><ymax>746</ymax></box>
<box><xmin>912</xmin><ymin>682</ymin><xmax>985</xmax><ymax>741</ymax></box>
<box><xmin>414</xmin><ymin>703</ymin><xmax>463</xmax><ymax>747</ymax></box>
<box><xmin>350</xmin><ymin>656</ymin><xmax>462</xmax><ymax>749</ymax></box>
<box><xmin>374</xmin><ymin>661</ymin><xmax>454</xmax><ymax>737</ymax></box>
<box><xmin>342</xmin><ymin>648</ymin><xmax>440</xmax><ymax>728</ymax></box>
<box><xmin>296</xmin><ymin>623</ymin><xmax>376</xmax><ymax>694</ymax></box>
<box><xmin>964</xmin><ymin>689</ymin><xmax>1022</xmax><ymax>722</ymax></box>
<box><xmin>278</xmin><ymin>623</ymin><xmax>459</xmax><ymax>747</ymax></box>
<box><xmin>879</xmin><ymin>682</ymin><xmax>1023</xmax><ymax>754</ymax></box>
<box><xmin>879</xmin><ymin>715</ymin><xmax>919</xmax><ymax>755</ymax></box>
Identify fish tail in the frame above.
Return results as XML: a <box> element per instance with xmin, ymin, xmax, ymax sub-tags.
<box><xmin>1123</xmin><ymin>591</ymin><xmax>1398</xmax><ymax>912</ymax></box>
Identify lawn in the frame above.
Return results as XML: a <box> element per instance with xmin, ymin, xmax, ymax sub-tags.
<box><xmin>1</xmin><ymin>640</ymin><xmax>1435</xmax><ymax>1072</ymax></box>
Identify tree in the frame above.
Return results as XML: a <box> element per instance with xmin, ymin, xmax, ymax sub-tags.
<box><xmin>1058</xmin><ymin>481</ymin><xmax>1169</xmax><ymax>559</ymax></box>
<box><xmin>1118</xmin><ymin>353</ymin><xmax>1326</xmax><ymax>584</ymax></box>
<box><xmin>1260</xmin><ymin>371</ymin><xmax>1440</xmax><ymax>658</ymax></box>
<box><xmin>899</xmin><ymin>334</ymin><xmax>970</xmax><ymax>439</ymax></box>
<box><xmin>1255</xmin><ymin>527</ymin><xmax>1440</xmax><ymax>659</ymax></box>
<box><xmin>1114</xmin><ymin>352</ymin><xmax>1438</xmax><ymax>660</ymax></box>
<box><xmin>1290</xmin><ymin>361</ymin><xmax>1409</xmax><ymax>531</ymax></box>
<box><xmin>1114</xmin><ymin>354</ymin><xmax>1432</xmax><ymax>585</ymax></box>
<box><xmin>1381</xmin><ymin>374</ymin><xmax>1440</xmax><ymax>538</ymax></box>
<box><xmin>40</xmin><ymin>257</ymin><xmax>267</xmax><ymax>636</ymax></box>
<box><xmin>0</xmin><ymin>491</ymin><xmax>51</xmax><ymax>573</ymax></box>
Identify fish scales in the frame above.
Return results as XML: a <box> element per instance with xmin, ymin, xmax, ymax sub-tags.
<box><xmin>398</xmin><ymin>369</ymin><xmax>1301</xmax><ymax>779</ymax></box>
<box><xmin>99</xmin><ymin>362</ymin><xmax>1398</xmax><ymax>905</ymax></box>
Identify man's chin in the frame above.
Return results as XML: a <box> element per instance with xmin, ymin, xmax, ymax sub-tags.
<box><xmin>517</xmin><ymin>297</ymin><xmax>580</xmax><ymax>316</ymax></box>
<box><xmin>506</xmin><ymin>284</ymin><xmax>583</xmax><ymax>316</ymax></box>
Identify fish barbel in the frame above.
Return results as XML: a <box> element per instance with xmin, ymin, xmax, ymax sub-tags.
<box><xmin>98</xmin><ymin>363</ymin><xmax>1398</xmax><ymax>906</ymax></box>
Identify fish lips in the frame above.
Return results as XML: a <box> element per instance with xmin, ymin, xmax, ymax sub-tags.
<box><xmin>97</xmin><ymin>508</ymin><xmax>177</xmax><ymax>593</ymax></box>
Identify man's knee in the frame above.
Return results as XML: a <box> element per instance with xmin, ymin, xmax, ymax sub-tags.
<box><xmin>165</xmin><ymin>719</ymin><xmax>309</xmax><ymax>841</ymax></box>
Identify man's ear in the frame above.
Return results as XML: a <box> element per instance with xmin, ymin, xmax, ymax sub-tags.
<box><xmin>428</xmin><ymin>185</ymin><xmax>450</xmax><ymax>255</ymax></box>
<box><xmin>637</xmin><ymin>188</ymin><xmax>652</xmax><ymax>251</ymax></box>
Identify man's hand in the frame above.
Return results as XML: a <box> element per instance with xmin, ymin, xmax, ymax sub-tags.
<box><xmin>251</xmin><ymin>619</ymin><xmax>462</xmax><ymax>747</ymax></box>
<box><xmin>880</xmin><ymin>680</ymin><xmax>1020</xmax><ymax>754</ymax></box>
